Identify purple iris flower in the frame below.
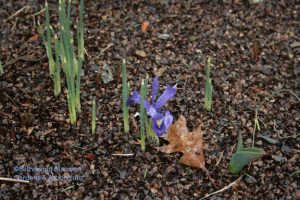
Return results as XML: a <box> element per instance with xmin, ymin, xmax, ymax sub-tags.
<box><xmin>127</xmin><ymin>76</ymin><xmax>176</xmax><ymax>136</ymax></box>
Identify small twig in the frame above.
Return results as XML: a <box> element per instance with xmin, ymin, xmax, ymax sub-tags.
<box><xmin>200</xmin><ymin>176</ymin><xmax>243</xmax><ymax>200</ymax></box>
<box><xmin>5</xmin><ymin>6</ymin><xmax>31</xmax><ymax>22</ymax></box>
<box><xmin>0</xmin><ymin>177</ymin><xmax>30</xmax><ymax>184</ymax></box>
<box><xmin>61</xmin><ymin>183</ymin><xmax>83</xmax><ymax>192</ymax></box>
<box><xmin>100</xmin><ymin>43</ymin><xmax>113</xmax><ymax>54</ymax></box>
<box><xmin>3</xmin><ymin>92</ymin><xmax>18</xmax><ymax>107</ymax></box>
<box><xmin>112</xmin><ymin>153</ymin><xmax>134</xmax><ymax>156</ymax></box>
<box><xmin>3</xmin><ymin>55</ymin><xmax>46</xmax><ymax>68</ymax></box>
<box><xmin>0</xmin><ymin>111</ymin><xmax>12</xmax><ymax>118</ymax></box>
<box><xmin>289</xmin><ymin>170</ymin><xmax>300</xmax><ymax>177</ymax></box>
<box><xmin>31</xmin><ymin>8</ymin><xmax>45</xmax><ymax>17</ymax></box>
<box><xmin>215</xmin><ymin>151</ymin><xmax>224</xmax><ymax>166</ymax></box>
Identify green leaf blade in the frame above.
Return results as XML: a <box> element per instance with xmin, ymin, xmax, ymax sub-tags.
<box><xmin>229</xmin><ymin>148</ymin><xmax>265</xmax><ymax>174</ymax></box>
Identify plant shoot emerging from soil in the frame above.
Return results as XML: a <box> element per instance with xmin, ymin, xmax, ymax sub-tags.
<box><xmin>139</xmin><ymin>79</ymin><xmax>147</xmax><ymax>151</ymax></box>
<box><xmin>38</xmin><ymin>1</ymin><xmax>61</xmax><ymax>96</ymax></box>
<box><xmin>204</xmin><ymin>57</ymin><xmax>213</xmax><ymax>111</ymax></box>
<box><xmin>91</xmin><ymin>99</ymin><xmax>96</xmax><ymax>134</ymax></box>
<box><xmin>40</xmin><ymin>0</ymin><xmax>85</xmax><ymax>124</ymax></box>
<box><xmin>121</xmin><ymin>59</ymin><xmax>130</xmax><ymax>133</ymax></box>
<box><xmin>127</xmin><ymin>76</ymin><xmax>176</xmax><ymax>137</ymax></box>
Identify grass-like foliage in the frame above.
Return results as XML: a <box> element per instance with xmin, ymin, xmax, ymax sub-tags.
<box><xmin>39</xmin><ymin>1</ymin><xmax>61</xmax><ymax>96</ymax></box>
<box><xmin>91</xmin><ymin>99</ymin><xmax>96</xmax><ymax>134</ymax></box>
<box><xmin>40</xmin><ymin>0</ymin><xmax>85</xmax><ymax>124</ymax></box>
<box><xmin>0</xmin><ymin>60</ymin><xmax>3</xmax><ymax>75</ymax></box>
<box><xmin>204</xmin><ymin>57</ymin><xmax>213</xmax><ymax>111</ymax></box>
<box><xmin>121</xmin><ymin>59</ymin><xmax>130</xmax><ymax>133</ymax></box>
<box><xmin>139</xmin><ymin>79</ymin><xmax>148</xmax><ymax>152</ymax></box>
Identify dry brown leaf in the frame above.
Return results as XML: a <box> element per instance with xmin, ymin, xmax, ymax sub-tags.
<box><xmin>157</xmin><ymin>115</ymin><xmax>207</xmax><ymax>171</ymax></box>
<box><xmin>141</xmin><ymin>21</ymin><xmax>149</xmax><ymax>33</ymax></box>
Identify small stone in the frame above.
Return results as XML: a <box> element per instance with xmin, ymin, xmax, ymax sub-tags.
<box><xmin>281</xmin><ymin>144</ymin><xmax>291</xmax><ymax>155</ymax></box>
<box><xmin>272</xmin><ymin>155</ymin><xmax>286</xmax><ymax>162</ymax></box>
<box><xmin>135</xmin><ymin>50</ymin><xmax>147</xmax><ymax>58</ymax></box>
<box><xmin>157</xmin><ymin>33</ymin><xmax>170</xmax><ymax>40</ymax></box>
<box><xmin>290</xmin><ymin>41</ymin><xmax>300</xmax><ymax>48</ymax></box>
<box><xmin>245</xmin><ymin>177</ymin><xmax>256</xmax><ymax>184</ymax></box>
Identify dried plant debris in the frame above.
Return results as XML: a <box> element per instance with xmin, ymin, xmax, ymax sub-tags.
<box><xmin>157</xmin><ymin>115</ymin><xmax>207</xmax><ymax>172</ymax></box>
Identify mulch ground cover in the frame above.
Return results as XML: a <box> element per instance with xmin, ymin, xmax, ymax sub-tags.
<box><xmin>0</xmin><ymin>0</ymin><xmax>299</xmax><ymax>199</ymax></box>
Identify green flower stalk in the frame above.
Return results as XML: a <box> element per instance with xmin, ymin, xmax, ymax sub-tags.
<box><xmin>140</xmin><ymin>79</ymin><xmax>148</xmax><ymax>152</ymax></box>
<box><xmin>91</xmin><ymin>99</ymin><xmax>96</xmax><ymax>134</ymax></box>
<box><xmin>204</xmin><ymin>57</ymin><xmax>213</xmax><ymax>111</ymax></box>
<box><xmin>121</xmin><ymin>59</ymin><xmax>130</xmax><ymax>133</ymax></box>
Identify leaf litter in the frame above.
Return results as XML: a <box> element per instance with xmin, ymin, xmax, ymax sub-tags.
<box><xmin>157</xmin><ymin>115</ymin><xmax>208</xmax><ymax>173</ymax></box>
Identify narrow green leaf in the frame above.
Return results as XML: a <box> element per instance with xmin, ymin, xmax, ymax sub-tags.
<box><xmin>45</xmin><ymin>1</ymin><xmax>55</xmax><ymax>77</ymax></box>
<box><xmin>53</xmin><ymin>35</ymin><xmax>61</xmax><ymax>96</ymax></box>
<box><xmin>145</xmin><ymin>118</ymin><xmax>159</xmax><ymax>146</ymax></box>
<box><xmin>259</xmin><ymin>135</ymin><xmax>279</xmax><ymax>144</ymax></box>
<box><xmin>204</xmin><ymin>57</ymin><xmax>213</xmax><ymax>111</ymax></box>
<box><xmin>0</xmin><ymin>60</ymin><xmax>3</xmax><ymax>75</ymax></box>
<box><xmin>237</xmin><ymin>134</ymin><xmax>244</xmax><ymax>151</ymax></box>
<box><xmin>92</xmin><ymin>99</ymin><xmax>96</xmax><ymax>134</ymax></box>
<box><xmin>121</xmin><ymin>59</ymin><xmax>129</xmax><ymax>133</ymax></box>
<box><xmin>140</xmin><ymin>79</ymin><xmax>148</xmax><ymax>152</ymax></box>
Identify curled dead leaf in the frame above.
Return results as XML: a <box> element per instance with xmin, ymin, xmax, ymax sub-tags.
<box><xmin>157</xmin><ymin>115</ymin><xmax>207</xmax><ymax>172</ymax></box>
<box><xmin>141</xmin><ymin>21</ymin><xmax>149</xmax><ymax>33</ymax></box>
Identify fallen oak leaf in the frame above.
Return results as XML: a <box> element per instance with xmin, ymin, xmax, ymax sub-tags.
<box><xmin>157</xmin><ymin>115</ymin><xmax>207</xmax><ymax>172</ymax></box>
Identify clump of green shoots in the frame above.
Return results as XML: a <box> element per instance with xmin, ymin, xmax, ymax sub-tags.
<box><xmin>139</xmin><ymin>79</ymin><xmax>148</xmax><ymax>152</ymax></box>
<box><xmin>0</xmin><ymin>60</ymin><xmax>3</xmax><ymax>75</ymax></box>
<box><xmin>40</xmin><ymin>0</ymin><xmax>85</xmax><ymax>124</ymax></box>
<box><xmin>204</xmin><ymin>57</ymin><xmax>213</xmax><ymax>111</ymax></box>
<box><xmin>121</xmin><ymin>59</ymin><xmax>130</xmax><ymax>133</ymax></box>
<box><xmin>91</xmin><ymin>99</ymin><xmax>96</xmax><ymax>134</ymax></box>
<box><xmin>39</xmin><ymin>1</ymin><xmax>61</xmax><ymax>96</ymax></box>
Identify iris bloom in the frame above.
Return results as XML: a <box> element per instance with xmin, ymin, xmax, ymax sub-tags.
<box><xmin>127</xmin><ymin>76</ymin><xmax>176</xmax><ymax>136</ymax></box>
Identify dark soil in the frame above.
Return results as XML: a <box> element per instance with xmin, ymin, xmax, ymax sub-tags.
<box><xmin>0</xmin><ymin>0</ymin><xmax>299</xmax><ymax>199</ymax></box>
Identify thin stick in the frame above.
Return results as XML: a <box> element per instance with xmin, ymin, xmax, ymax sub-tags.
<box><xmin>61</xmin><ymin>183</ymin><xmax>83</xmax><ymax>192</ymax></box>
<box><xmin>215</xmin><ymin>151</ymin><xmax>224</xmax><ymax>166</ymax></box>
<box><xmin>70</xmin><ymin>144</ymin><xmax>90</xmax><ymax>151</ymax></box>
<box><xmin>112</xmin><ymin>153</ymin><xmax>134</xmax><ymax>156</ymax></box>
<box><xmin>5</xmin><ymin>6</ymin><xmax>31</xmax><ymax>22</ymax></box>
<box><xmin>0</xmin><ymin>177</ymin><xmax>30</xmax><ymax>184</ymax></box>
<box><xmin>200</xmin><ymin>176</ymin><xmax>243</xmax><ymax>200</ymax></box>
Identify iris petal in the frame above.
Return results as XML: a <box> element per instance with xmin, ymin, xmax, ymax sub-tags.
<box><xmin>147</xmin><ymin>105</ymin><xmax>158</xmax><ymax>118</ymax></box>
<box><xmin>163</xmin><ymin>111</ymin><xmax>173</xmax><ymax>131</ymax></box>
<box><xmin>127</xmin><ymin>90</ymin><xmax>140</xmax><ymax>106</ymax></box>
<box><xmin>127</xmin><ymin>90</ymin><xmax>151</xmax><ymax>111</ymax></box>
<box><xmin>154</xmin><ymin>85</ymin><xmax>176</xmax><ymax>110</ymax></box>
<box><xmin>151</xmin><ymin>111</ymin><xmax>173</xmax><ymax>137</ymax></box>
<box><xmin>152</xmin><ymin>76</ymin><xmax>159</xmax><ymax>104</ymax></box>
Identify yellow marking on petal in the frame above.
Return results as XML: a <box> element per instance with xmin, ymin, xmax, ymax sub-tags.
<box><xmin>156</xmin><ymin>119</ymin><xmax>162</xmax><ymax>128</ymax></box>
